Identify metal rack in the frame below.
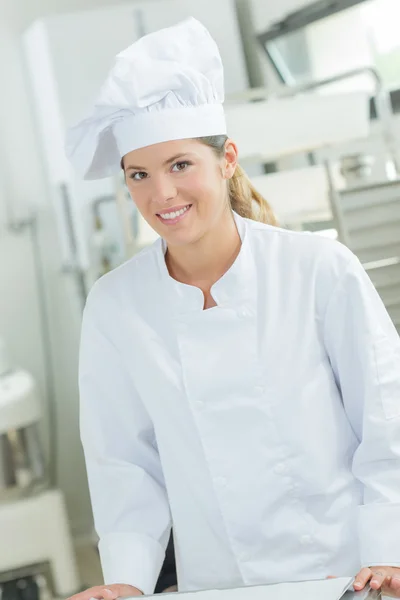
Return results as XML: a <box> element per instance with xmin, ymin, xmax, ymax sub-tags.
<box><xmin>327</xmin><ymin>171</ymin><xmax>400</xmax><ymax>333</ymax></box>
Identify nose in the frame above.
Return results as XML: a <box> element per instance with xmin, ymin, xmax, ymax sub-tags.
<box><xmin>151</xmin><ymin>174</ymin><xmax>177</xmax><ymax>205</ymax></box>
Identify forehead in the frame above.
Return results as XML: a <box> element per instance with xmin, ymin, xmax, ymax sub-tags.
<box><xmin>123</xmin><ymin>138</ymin><xmax>209</xmax><ymax>167</ymax></box>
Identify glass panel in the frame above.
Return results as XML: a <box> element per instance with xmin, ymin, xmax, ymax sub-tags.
<box><xmin>263</xmin><ymin>0</ymin><xmax>400</xmax><ymax>92</ymax></box>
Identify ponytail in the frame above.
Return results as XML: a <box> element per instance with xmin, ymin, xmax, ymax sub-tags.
<box><xmin>228</xmin><ymin>163</ymin><xmax>278</xmax><ymax>226</ymax></box>
<box><xmin>197</xmin><ymin>135</ymin><xmax>278</xmax><ymax>226</ymax></box>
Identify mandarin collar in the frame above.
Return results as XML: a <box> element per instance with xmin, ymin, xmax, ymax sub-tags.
<box><xmin>155</xmin><ymin>211</ymin><xmax>256</xmax><ymax>316</ymax></box>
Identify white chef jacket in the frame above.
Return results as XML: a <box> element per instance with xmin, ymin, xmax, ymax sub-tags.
<box><xmin>79</xmin><ymin>212</ymin><xmax>400</xmax><ymax>595</ymax></box>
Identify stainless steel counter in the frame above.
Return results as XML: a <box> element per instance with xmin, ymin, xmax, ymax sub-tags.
<box><xmin>130</xmin><ymin>579</ymin><xmax>383</xmax><ymax>600</ymax></box>
<box><xmin>344</xmin><ymin>590</ymin><xmax>381</xmax><ymax>600</ymax></box>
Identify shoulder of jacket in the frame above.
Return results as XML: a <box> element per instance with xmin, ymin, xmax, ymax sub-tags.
<box><xmin>245</xmin><ymin>218</ymin><xmax>355</xmax><ymax>269</ymax></box>
<box><xmin>85</xmin><ymin>240</ymin><xmax>160</xmax><ymax>311</ymax></box>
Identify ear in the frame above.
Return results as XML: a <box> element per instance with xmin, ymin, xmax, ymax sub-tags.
<box><xmin>121</xmin><ymin>156</ymin><xmax>127</xmax><ymax>180</ymax></box>
<box><xmin>222</xmin><ymin>139</ymin><xmax>238</xmax><ymax>179</ymax></box>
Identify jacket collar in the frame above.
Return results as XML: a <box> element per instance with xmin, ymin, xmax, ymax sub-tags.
<box><xmin>155</xmin><ymin>211</ymin><xmax>256</xmax><ymax>316</ymax></box>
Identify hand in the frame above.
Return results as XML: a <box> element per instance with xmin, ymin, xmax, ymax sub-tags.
<box><xmin>354</xmin><ymin>567</ymin><xmax>400</xmax><ymax>597</ymax></box>
<box><xmin>68</xmin><ymin>584</ymin><xmax>143</xmax><ymax>600</ymax></box>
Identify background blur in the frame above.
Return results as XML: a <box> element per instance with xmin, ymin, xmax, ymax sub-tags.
<box><xmin>1</xmin><ymin>0</ymin><xmax>400</xmax><ymax>598</ymax></box>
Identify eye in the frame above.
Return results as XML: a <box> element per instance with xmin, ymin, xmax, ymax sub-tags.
<box><xmin>129</xmin><ymin>171</ymin><xmax>147</xmax><ymax>181</ymax></box>
<box><xmin>171</xmin><ymin>161</ymin><xmax>191</xmax><ymax>172</ymax></box>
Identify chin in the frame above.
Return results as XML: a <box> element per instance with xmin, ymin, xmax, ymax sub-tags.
<box><xmin>162</xmin><ymin>229</ymin><xmax>201</xmax><ymax>248</ymax></box>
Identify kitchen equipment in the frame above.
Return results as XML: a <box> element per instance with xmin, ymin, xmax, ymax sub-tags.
<box><xmin>0</xmin><ymin>339</ymin><xmax>80</xmax><ymax>598</ymax></box>
<box><xmin>0</xmin><ymin>356</ymin><xmax>46</xmax><ymax>501</ymax></box>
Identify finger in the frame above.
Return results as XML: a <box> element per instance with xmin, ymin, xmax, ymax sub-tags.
<box><xmin>68</xmin><ymin>588</ymin><xmax>104</xmax><ymax>600</ymax></box>
<box><xmin>115</xmin><ymin>585</ymin><xmax>144</xmax><ymax>597</ymax></box>
<box><xmin>389</xmin><ymin>577</ymin><xmax>400</xmax><ymax>595</ymax></box>
<box><xmin>370</xmin><ymin>569</ymin><xmax>388</xmax><ymax>590</ymax></box>
<box><xmin>103</xmin><ymin>589</ymin><xmax>119</xmax><ymax>600</ymax></box>
<box><xmin>354</xmin><ymin>568</ymin><xmax>373</xmax><ymax>590</ymax></box>
<box><xmin>116</xmin><ymin>585</ymin><xmax>145</xmax><ymax>598</ymax></box>
<box><xmin>68</xmin><ymin>588</ymin><xmax>109</xmax><ymax>600</ymax></box>
<box><xmin>71</xmin><ymin>588</ymin><xmax>119</xmax><ymax>600</ymax></box>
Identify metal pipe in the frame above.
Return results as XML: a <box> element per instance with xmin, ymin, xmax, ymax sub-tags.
<box><xmin>59</xmin><ymin>183</ymin><xmax>88</xmax><ymax>310</ymax></box>
<box><xmin>28</xmin><ymin>214</ymin><xmax>59</xmax><ymax>488</ymax></box>
<box><xmin>324</xmin><ymin>160</ymin><xmax>350</xmax><ymax>246</ymax></box>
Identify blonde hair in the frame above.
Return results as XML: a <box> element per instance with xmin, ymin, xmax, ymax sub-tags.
<box><xmin>198</xmin><ymin>135</ymin><xmax>278</xmax><ymax>226</ymax></box>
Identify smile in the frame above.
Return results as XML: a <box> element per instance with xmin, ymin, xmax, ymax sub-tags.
<box><xmin>156</xmin><ymin>204</ymin><xmax>192</xmax><ymax>225</ymax></box>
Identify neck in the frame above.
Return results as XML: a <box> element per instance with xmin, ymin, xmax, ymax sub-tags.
<box><xmin>165</xmin><ymin>209</ymin><xmax>241</xmax><ymax>290</ymax></box>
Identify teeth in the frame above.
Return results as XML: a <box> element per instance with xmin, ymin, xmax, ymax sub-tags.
<box><xmin>159</xmin><ymin>205</ymin><xmax>190</xmax><ymax>220</ymax></box>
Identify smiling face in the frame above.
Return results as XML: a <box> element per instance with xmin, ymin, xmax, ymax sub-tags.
<box><xmin>123</xmin><ymin>137</ymin><xmax>238</xmax><ymax>248</ymax></box>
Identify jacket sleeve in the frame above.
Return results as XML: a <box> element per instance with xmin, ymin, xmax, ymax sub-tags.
<box><xmin>79</xmin><ymin>288</ymin><xmax>171</xmax><ymax>594</ymax></box>
<box><xmin>323</xmin><ymin>253</ymin><xmax>400</xmax><ymax>568</ymax></box>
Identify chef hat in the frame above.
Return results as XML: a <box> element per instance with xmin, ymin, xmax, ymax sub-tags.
<box><xmin>65</xmin><ymin>17</ymin><xmax>227</xmax><ymax>180</ymax></box>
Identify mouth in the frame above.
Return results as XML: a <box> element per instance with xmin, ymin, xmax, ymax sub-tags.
<box><xmin>156</xmin><ymin>204</ymin><xmax>192</xmax><ymax>225</ymax></box>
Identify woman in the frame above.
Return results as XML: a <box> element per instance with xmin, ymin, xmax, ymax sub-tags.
<box><xmin>66</xmin><ymin>17</ymin><xmax>400</xmax><ymax>600</ymax></box>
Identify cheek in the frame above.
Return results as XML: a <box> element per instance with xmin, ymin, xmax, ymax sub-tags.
<box><xmin>180</xmin><ymin>170</ymin><xmax>222</xmax><ymax>205</ymax></box>
<box><xmin>126</xmin><ymin>184</ymin><xmax>151</xmax><ymax>214</ymax></box>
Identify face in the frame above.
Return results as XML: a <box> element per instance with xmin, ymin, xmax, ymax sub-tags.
<box><xmin>123</xmin><ymin>138</ymin><xmax>238</xmax><ymax>247</ymax></box>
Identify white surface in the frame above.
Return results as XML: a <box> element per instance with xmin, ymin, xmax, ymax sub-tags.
<box><xmin>80</xmin><ymin>212</ymin><xmax>400</xmax><ymax>594</ymax></box>
<box><xmin>146</xmin><ymin>578</ymin><xmax>354</xmax><ymax>600</ymax></box>
<box><xmin>0</xmin><ymin>369</ymin><xmax>41</xmax><ymax>433</ymax></box>
<box><xmin>250</xmin><ymin>166</ymin><xmax>332</xmax><ymax>225</ymax></box>
<box><xmin>225</xmin><ymin>92</ymin><xmax>371</xmax><ymax>161</ymax></box>
<box><xmin>0</xmin><ymin>489</ymin><xmax>80</xmax><ymax>595</ymax></box>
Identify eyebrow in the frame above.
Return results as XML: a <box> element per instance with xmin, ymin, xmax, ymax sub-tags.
<box><xmin>125</xmin><ymin>153</ymin><xmax>192</xmax><ymax>172</ymax></box>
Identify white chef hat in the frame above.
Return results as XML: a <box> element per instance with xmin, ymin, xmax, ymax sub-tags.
<box><xmin>65</xmin><ymin>17</ymin><xmax>227</xmax><ymax>180</ymax></box>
